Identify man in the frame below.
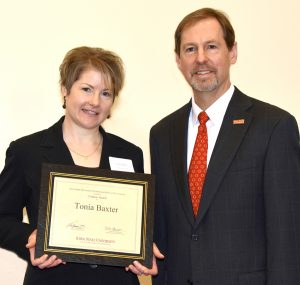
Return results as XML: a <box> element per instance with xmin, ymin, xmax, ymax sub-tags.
<box><xmin>149</xmin><ymin>7</ymin><xmax>300</xmax><ymax>285</ymax></box>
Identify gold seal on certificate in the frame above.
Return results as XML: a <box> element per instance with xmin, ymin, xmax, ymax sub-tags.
<box><xmin>35</xmin><ymin>163</ymin><xmax>155</xmax><ymax>267</ymax></box>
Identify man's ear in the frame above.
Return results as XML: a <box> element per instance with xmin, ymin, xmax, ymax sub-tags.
<box><xmin>230</xmin><ymin>41</ymin><xmax>238</xmax><ymax>64</ymax></box>
<box><xmin>175</xmin><ymin>52</ymin><xmax>182</xmax><ymax>70</ymax></box>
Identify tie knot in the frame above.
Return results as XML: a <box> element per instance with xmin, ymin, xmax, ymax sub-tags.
<box><xmin>198</xmin><ymin>111</ymin><xmax>209</xmax><ymax>125</ymax></box>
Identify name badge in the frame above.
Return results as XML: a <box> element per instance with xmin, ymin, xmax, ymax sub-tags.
<box><xmin>109</xmin><ymin>157</ymin><xmax>134</xmax><ymax>172</ymax></box>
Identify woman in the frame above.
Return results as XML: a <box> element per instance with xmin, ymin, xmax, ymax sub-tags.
<box><xmin>0</xmin><ymin>46</ymin><xmax>144</xmax><ymax>284</ymax></box>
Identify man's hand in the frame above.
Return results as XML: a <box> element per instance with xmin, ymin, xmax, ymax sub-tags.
<box><xmin>126</xmin><ymin>243</ymin><xmax>164</xmax><ymax>276</ymax></box>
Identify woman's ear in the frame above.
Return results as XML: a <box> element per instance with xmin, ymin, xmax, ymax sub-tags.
<box><xmin>62</xmin><ymin>96</ymin><xmax>66</xmax><ymax>109</ymax></box>
<box><xmin>61</xmin><ymin>86</ymin><xmax>67</xmax><ymax>97</ymax></box>
<box><xmin>61</xmin><ymin>86</ymin><xmax>67</xmax><ymax>109</ymax></box>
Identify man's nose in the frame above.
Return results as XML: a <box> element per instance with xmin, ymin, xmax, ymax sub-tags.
<box><xmin>195</xmin><ymin>48</ymin><xmax>208</xmax><ymax>64</ymax></box>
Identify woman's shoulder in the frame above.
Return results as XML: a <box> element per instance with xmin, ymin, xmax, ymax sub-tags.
<box><xmin>8</xmin><ymin>130</ymin><xmax>46</xmax><ymax>154</ymax></box>
<box><xmin>7</xmin><ymin>118</ymin><xmax>62</xmax><ymax>153</ymax></box>
<box><xmin>10</xmin><ymin>129</ymin><xmax>51</xmax><ymax>149</ymax></box>
<box><xmin>105</xmin><ymin>132</ymin><xmax>142</xmax><ymax>153</ymax></box>
<box><xmin>103</xmin><ymin>131</ymin><xmax>144</xmax><ymax>173</ymax></box>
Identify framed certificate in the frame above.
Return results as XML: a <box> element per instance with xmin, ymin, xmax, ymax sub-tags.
<box><xmin>35</xmin><ymin>163</ymin><xmax>155</xmax><ymax>267</ymax></box>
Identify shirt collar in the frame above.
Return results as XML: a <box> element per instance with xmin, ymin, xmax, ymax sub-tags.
<box><xmin>191</xmin><ymin>84</ymin><xmax>235</xmax><ymax>126</ymax></box>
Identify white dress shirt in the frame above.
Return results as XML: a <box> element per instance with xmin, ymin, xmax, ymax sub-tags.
<box><xmin>187</xmin><ymin>85</ymin><xmax>234</xmax><ymax>171</ymax></box>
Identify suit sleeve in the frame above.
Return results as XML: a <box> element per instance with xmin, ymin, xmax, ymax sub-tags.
<box><xmin>0</xmin><ymin>142</ymin><xmax>35</xmax><ymax>261</ymax></box>
<box><xmin>134</xmin><ymin>146</ymin><xmax>144</xmax><ymax>174</ymax></box>
<box><xmin>150</xmin><ymin>127</ymin><xmax>168</xmax><ymax>285</ymax></box>
<box><xmin>264</xmin><ymin>114</ymin><xmax>300</xmax><ymax>284</ymax></box>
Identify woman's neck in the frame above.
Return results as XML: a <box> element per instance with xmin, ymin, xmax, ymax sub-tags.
<box><xmin>62</xmin><ymin>119</ymin><xmax>103</xmax><ymax>168</ymax></box>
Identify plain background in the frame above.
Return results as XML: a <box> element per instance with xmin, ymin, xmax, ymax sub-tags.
<box><xmin>0</xmin><ymin>0</ymin><xmax>299</xmax><ymax>284</ymax></box>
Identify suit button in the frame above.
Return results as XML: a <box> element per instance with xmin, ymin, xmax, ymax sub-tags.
<box><xmin>89</xmin><ymin>264</ymin><xmax>98</xmax><ymax>269</ymax></box>
<box><xmin>191</xmin><ymin>234</ymin><xmax>198</xmax><ymax>241</ymax></box>
<box><xmin>187</xmin><ymin>279</ymin><xmax>193</xmax><ymax>284</ymax></box>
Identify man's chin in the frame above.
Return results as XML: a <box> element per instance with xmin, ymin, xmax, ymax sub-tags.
<box><xmin>191</xmin><ymin>81</ymin><xmax>218</xmax><ymax>93</ymax></box>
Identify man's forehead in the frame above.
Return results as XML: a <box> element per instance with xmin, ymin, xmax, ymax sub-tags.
<box><xmin>180</xmin><ymin>19</ymin><xmax>224</xmax><ymax>44</ymax></box>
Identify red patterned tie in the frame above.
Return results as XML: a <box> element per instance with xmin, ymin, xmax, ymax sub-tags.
<box><xmin>189</xmin><ymin>111</ymin><xmax>209</xmax><ymax>216</ymax></box>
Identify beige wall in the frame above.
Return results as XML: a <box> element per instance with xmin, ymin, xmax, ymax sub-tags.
<box><xmin>0</xmin><ymin>0</ymin><xmax>299</xmax><ymax>284</ymax></box>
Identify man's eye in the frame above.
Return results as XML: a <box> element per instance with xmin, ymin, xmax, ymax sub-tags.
<box><xmin>207</xmin><ymin>44</ymin><xmax>217</xmax><ymax>49</ymax></box>
<box><xmin>185</xmin><ymin>47</ymin><xmax>196</xmax><ymax>53</ymax></box>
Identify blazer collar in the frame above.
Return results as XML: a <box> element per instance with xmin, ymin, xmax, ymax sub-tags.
<box><xmin>195</xmin><ymin>87</ymin><xmax>253</xmax><ymax>225</ymax></box>
<box><xmin>169</xmin><ymin>101</ymin><xmax>196</xmax><ymax>225</ymax></box>
<box><xmin>39</xmin><ymin>116</ymin><xmax>111</xmax><ymax>169</ymax></box>
<box><xmin>40</xmin><ymin>117</ymin><xmax>73</xmax><ymax>165</ymax></box>
<box><xmin>169</xmin><ymin>88</ymin><xmax>253</xmax><ymax>226</ymax></box>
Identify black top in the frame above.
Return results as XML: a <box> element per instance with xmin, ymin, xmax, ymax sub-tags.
<box><xmin>0</xmin><ymin>117</ymin><xmax>143</xmax><ymax>285</ymax></box>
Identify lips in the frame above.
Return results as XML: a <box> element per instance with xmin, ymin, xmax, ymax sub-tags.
<box><xmin>192</xmin><ymin>64</ymin><xmax>216</xmax><ymax>75</ymax></box>
<box><xmin>194</xmin><ymin>70</ymin><xmax>210</xmax><ymax>75</ymax></box>
<box><xmin>192</xmin><ymin>70</ymin><xmax>212</xmax><ymax>78</ymax></box>
<box><xmin>82</xmin><ymin>108</ymin><xmax>99</xmax><ymax>115</ymax></box>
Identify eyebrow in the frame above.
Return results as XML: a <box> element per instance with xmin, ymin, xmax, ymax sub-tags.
<box><xmin>80</xmin><ymin>82</ymin><xmax>112</xmax><ymax>91</ymax></box>
<box><xmin>80</xmin><ymin>82</ymin><xmax>94</xmax><ymax>87</ymax></box>
<box><xmin>182</xmin><ymin>39</ymin><xmax>218</xmax><ymax>46</ymax></box>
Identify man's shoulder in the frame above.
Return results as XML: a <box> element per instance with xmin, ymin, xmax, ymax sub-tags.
<box><xmin>247</xmin><ymin>96</ymin><xmax>292</xmax><ymax>120</ymax></box>
<box><xmin>233</xmin><ymin>87</ymin><xmax>293</xmax><ymax>119</ymax></box>
<box><xmin>151</xmin><ymin>101</ymin><xmax>191</xmax><ymax>132</ymax></box>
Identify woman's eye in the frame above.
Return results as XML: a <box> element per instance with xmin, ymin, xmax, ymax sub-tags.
<box><xmin>102</xmin><ymin>90</ymin><xmax>112</xmax><ymax>97</ymax></box>
<box><xmin>82</xmin><ymin>87</ymin><xmax>92</xmax><ymax>93</ymax></box>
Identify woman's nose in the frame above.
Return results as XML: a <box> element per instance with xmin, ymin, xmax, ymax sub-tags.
<box><xmin>89</xmin><ymin>93</ymin><xmax>100</xmax><ymax>106</ymax></box>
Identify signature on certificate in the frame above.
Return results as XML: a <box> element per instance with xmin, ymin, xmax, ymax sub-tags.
<box><xmin>105</xmin><ymin>226</ymin><xmax>123</xmax><ymax>235</ymax></box>
<box><xmin>66</xmin><ymin>221</ymin><xmax>85</xmax><ymax>231</ymax></box>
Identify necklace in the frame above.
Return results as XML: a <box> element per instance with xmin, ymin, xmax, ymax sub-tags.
<box><xmin>69</xmin><ymin>139</ymin><xmax>102</xmax><ymax>160</ymax></box>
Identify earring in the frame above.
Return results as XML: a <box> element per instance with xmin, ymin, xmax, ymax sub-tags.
<box><xmin>62</xmin><ymin>96</ymin><xmax>66</xmax><ymax>109</ymax></box>
<box><xmin>107</xmin><ymin>114</ymin><xmax>111</xmax><ymax>119</ymax></box>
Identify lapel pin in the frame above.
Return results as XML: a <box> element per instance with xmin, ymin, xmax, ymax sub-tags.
<box><xmin>233</xmin><ymin>119</ymin><xmax>245</xmax><ymax>125</ymax></box>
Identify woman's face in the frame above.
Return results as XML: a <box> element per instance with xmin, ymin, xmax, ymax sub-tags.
<box><xmin>62</xmin><ymin>68</ymin><xmax>114</xmax><ymax>130</ymax></box>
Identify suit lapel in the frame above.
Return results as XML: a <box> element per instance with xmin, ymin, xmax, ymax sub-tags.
<box><xmin>99</xmin><ymin>127</ymin><xmax>123</xmax><ymax>170</ymax></box>
<box><xmin>170</xmin><ymin>101</ymin><xmax>195</xmax><ymax>225</ymax></box>
<box><xmin>39</xmin><ymin>119</ymin><xmax>116</xmax><ymax>169</ymax></box>
<box><xmin>195</xmin><ymin>88</ymin><xmax>253</xmax><ymax>225</ymax></box>
<box><xmin>40</xmin><ymin>117</ymin><xmax>74</xmax><ymax>165</ymax></box>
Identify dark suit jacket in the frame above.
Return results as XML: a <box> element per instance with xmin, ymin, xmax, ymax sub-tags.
<box><xmin>150</xmin><ymin>87</ymin><xmax>300</xmax><ymax>285</ymax></box>
<box><xmin>0</xmin><ymin>117</ymin><xmax>143</xmax><ymax>285</ymax></box>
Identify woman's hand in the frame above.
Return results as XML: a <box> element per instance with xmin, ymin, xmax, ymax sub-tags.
<box><xmin>126</xmin><ymin>243</ymin><xmax>164</xmax><ymax>276</ymax></box>
<box><xmin>26</xmin><ymin>229</ymin><xmax>64</xmax><ymax>269</ymax></box>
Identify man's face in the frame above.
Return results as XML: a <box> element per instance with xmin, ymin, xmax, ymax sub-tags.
<box><xmin>176</xmin><ymin>18</ymin><xmax>237</xmax><ymax>98</ymax></box>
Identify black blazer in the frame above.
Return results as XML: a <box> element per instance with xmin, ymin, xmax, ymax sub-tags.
<box><xmin>150</xmin><ymin>87</ymin><xmax>300</xmax><ymax>285</ymax></box>
<box><xmin>0</xmin><ymin>117</ymin><xmax>143</xmax><ymax>285</ymax></box>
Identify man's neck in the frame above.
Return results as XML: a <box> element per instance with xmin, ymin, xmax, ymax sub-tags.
<box><xmin>193</xmin><ymin>82</ymin><xmax>232</xmax><ymax>110</ymax></box>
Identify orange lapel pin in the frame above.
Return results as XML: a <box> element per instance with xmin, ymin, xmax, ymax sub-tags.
<box><xmin>233</xmin><ymin>119</ymin><xmax>245</xmax><ymax>125</ymax></box>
